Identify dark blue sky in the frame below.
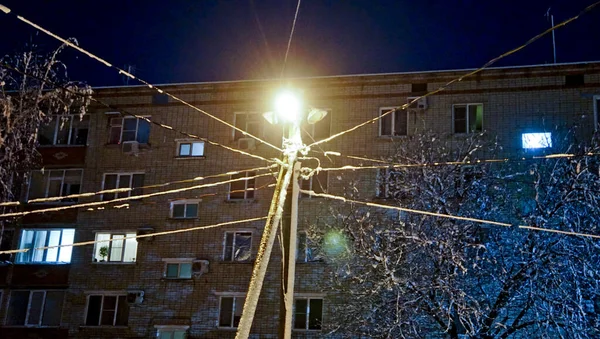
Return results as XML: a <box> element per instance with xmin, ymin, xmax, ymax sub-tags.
<box><xmin>1</xmin><ymin>0</ymin><xmax>600</xmax><ymax>86</ymax></box>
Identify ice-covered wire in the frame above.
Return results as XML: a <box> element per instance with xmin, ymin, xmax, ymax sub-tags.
<box><xmin>306</xmin><ymin>0</ymin><xmax>600</xmax><ymax>149</ymax></box>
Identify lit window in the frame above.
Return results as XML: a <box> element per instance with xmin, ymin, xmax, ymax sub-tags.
<box><xmin>170</xmin><ymin>200</ymin><xmax>199</xmax><ymax>219</ymax></box>
<box><xmin>102</xmin><ymin>173</ymin><xmax>144</xmax><ymax>201</ymax></box>
<box><xmin>108</xmin><ymin>116</ymin><xmax>150</xmax><ymax>144</ymax></box>
<box><xmin>17</xmin><ymin>229</ymin><xmax>75</xmax><ymax>263</ymax></box>
<box><xmin>522</xmin><ymin>132</ymin><xmax>552</xmax><ymax>149</ymax></box>
<box><xmin>6</xmin><ymin>290</ymin><xmax>65</xmax><ymax>326</ymax></box>
<box><xmin>219</xmin><ymin>296</ymin><xmax>245</xmax><ymax>328</ymax></box>
<box><xmin>177</xmin><ymin>141</ymin><xmax>205</xmax><ymax>157</ymax></box>
<box><xmin>379</xmin><ymin>107</ymin><xmax>407</xmax><ymax>136</ymax></box>
<box><xmin>93</xmin><ymin>232</ymin><xmax>137</xmax><ymax>263</ymax></box>
<box><xmin>164</xmin><ymin>261</ymin><xmax>193</xmax><ymax>279</ymax></box>
<box><xmin>38</xmin><ymin>115</ymin><xmax>89</xmax><ymax>146</ymax></box>
<box><xmin>85</xmin><ymin>294</ymin><xmax>129</xmax><ymax>326</ymax></box>
<box><xmin>300</xmin><ymin>172</ymin><xmax>328</xmax><ymax>198</ymax></box>
<box><xmin>28</xmin><ymin>169</ymin><xmax>83</xmax><ymax>202</ymax></box>
<box><xmin>233</xmin><ymin>112</ymin><xmax>262</xmax><ymax>141</ymax></box>
<box><xmin>294</xmin><ymin>297</ymin><xmax>323</xmax><ymax>330</ymax></box>
<box><xmin>156</xmin><ymin>326</ymin><xmax>189</xmax><ymax>339</ymax></box>
<box><xmin>228</xmin><ymin>172</ymin><xmax>256</xmax><ymax>200</ymax></box>
<box><xmin>453</xmin><ymin>104</ymin><xmax>483</xmax><ymax>134</ymax></box>
<box><xmin>223</xmin><ymin>231</ymin><xmax>252</xmax><ymax>262</ymax></box>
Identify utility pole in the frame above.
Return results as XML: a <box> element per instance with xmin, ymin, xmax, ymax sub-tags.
<box><xmin>235</xmin><ymin>108</ymin><xmax>302</xmax><ymax>339</ymax></box>
<box><xmin>546</xmin><ymin>8</ymin><xmax>557</xmax><ymax>64</ymax></box>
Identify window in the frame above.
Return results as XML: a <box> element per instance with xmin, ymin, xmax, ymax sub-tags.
<box><xmin>16</xmin><ymin>229</ymin><xmax>75</xmax><ymax>264</ymax></box>
<box><xmin>156</xmin><ymin>326</ymin><xmax>189</xmax><ymax>339</ymax></box>
<box><xmin>228</xmin><ymin>171</ymin><xmax>255</xmax><ymax>200</ymax></box>
<box><xmin>177</xmin><ymin>141</ymin><xmax>205</xmax><ymax>157</ymax></box>
<box><xmin>300</xmin><ymin>171</ymin><xmax>328</xmax><ymax>198</ymax></box>
<box><xmin>594</xmin><ymin>95</ymin><xmax>600</xmax><ymax>130</ymax></box>
<box><xmin>453</xmin><ymin>104</ymin><xmax>483</xmax><ymax>134</ymax></box>
<box><xmin>411</xmin><ymin>83</ymin><xmax>427</xmax><ymax>93</ymax></box>
<box><xmin>297</xmin><ymin>232</ymin><xmax>320</xmax><ymax>263</ymax></box>
<box><xmin>376</xmin><ymin>168</ymin><xmax>405</xmax><ymax>199</ymax></box>
<box><xmin>565</xmin><ymin>74</ymin><xmax>585</xmax><ymax>87</ymax></box>
<box><xmin>0</xmin><ymin>229</ymin><xmax>15</xmax><ymax>262</ymax></box>
<box><xmin>93</xmin><ymin>232</ymin><xmax>138</xmax><ymax>262</ymax></box>
<box><xmin>164</xmin><ymin>260</ymin><xmax>193</xmax><ymax>279</ymax></box>
<box><xmin>294</xmin><ymin>298</ymin><xmax>323</xmax><ymax>330</ymax></box>
<box><xmin>522</xmin><ymin>132</ymin><xmax>552</xmax><ymax>149</ymax></box>
<box><xmin>219</xmin><ymin>296</ymin><xmax>245</xmax><ymax>328</ymax></box>
<box><xmin>102</xmin><ymin>173</ymin><xmax>144</xmax><ymax>201</ymax></box>
<box><xmin>170</xmin><ymin>200</ymin><xmax>199</xmax><ymax>219</ymax></box>
<box><xmin>233</xmin><ymin>112</ymin><xmax>261</xmax><ymax>141</ymax></box>
<box><xmin>223</xmin><ymin>231</ymin><xmax>252</xmax><ymax>262</ymax></box>
<box><xmin>6</xmin><ymin>290</ymin><xmax>65</xmax><ymax>326</ymax></box>
<box><xmin>108</xmin><ymin>116</ymin><xmax>150</xmax><ymax>144</ymax></box>
<box><xmin>304</xmin><ymin>109</ymin><xmax>331</xmax><ymax>141</ymax></box>
<box><xmin>85</xmin><ymin>294</ymin><xmax>129</xmax><ymax>326</ymax></box>
<box><xmin>379</xmin><ymin>107</ymin><xmax>407</xmax><ymax>136</ymax></box>
<box><xmin>28</xmin><ymin>169</ymin><xmax>83</xmax><ymax>202</ymax></box>
<box><xmin>38</xmin><ymin>115</ymin><xmax>89</xmax><ymax>146</ymax></box>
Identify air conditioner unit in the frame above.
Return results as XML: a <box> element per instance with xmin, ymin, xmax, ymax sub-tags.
<box><xmin>192</xmin><ymin>259</ymin><xmax>210</xmax><ymax>277</ymax></box>
<box><xmin>126</xmin><ymin>290</ymin><xmax>144</xmax><ymax>305</ymax></box>
<box><xmin>407</xmin><ymin>96</ymin><xmax>428</xmax><ymax>110</ymax></box>
<box><xmin>122</xmin><ymin>141</ymin><xmax>140</xmax><ymax>154</ymax></box>
<box><xmin>237</xmin><ymin>138</ymin><xmax>256</xmax><ymax>151</ymax></box>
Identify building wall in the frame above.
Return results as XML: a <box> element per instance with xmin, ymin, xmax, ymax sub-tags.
<box><xmin>1</xmin><ymin>62</ymin><xmax>600</xmax><ymax>338</ymax></box>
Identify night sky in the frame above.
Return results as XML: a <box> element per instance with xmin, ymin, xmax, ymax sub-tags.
<box><xmin>1</xmin><ymin>0</ymin><xmax>600</xmax><ymax>86</ymax></box>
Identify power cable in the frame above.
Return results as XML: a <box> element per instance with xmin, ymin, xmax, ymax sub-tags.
<box><xmin>0</xmin><ymin>216</ymin><xmax>268</xmax><ymax>255</ymax></box>
<box><xmin>0</xmin><ymin>62</ymin><xmax>277</xmax><ymax>164</ymax></box>
<box><xmin>281</xmin><ymin>0</ymin><xmax>302</xmax><ymax>78</ymax></box>
<box><xmin>0</xmin><ymin>4</ymin><xmax>283</xmax><ymax>153</ymax></box>
<box><xmin>305</xmin><ymin>0</ymin><xmax>600</xmax><ymax>149</ymax></box>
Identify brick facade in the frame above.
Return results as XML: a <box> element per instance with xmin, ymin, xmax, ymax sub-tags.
<box><xmin>1</xmin><ymin>61</ymin><xmax>600</xmax><ymax>338</ymax></box>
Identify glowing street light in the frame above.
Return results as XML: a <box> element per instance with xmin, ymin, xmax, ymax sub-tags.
<box><xmin>274</xmin><ymin>90</ymin><xmax>302</xmax><ymax>123</ymax></box>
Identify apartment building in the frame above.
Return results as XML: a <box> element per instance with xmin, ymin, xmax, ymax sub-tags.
<box><xmin>0</xmin><ymin>61</ymin><xmax>599</xmax><ymax>338</ymax></box>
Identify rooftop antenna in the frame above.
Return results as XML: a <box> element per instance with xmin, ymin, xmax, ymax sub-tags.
<box><xmin>122</xmin><ymin>64</ymin><xmax>136</xmax><ymax>85</ymax></box>
<box><xmin>545</xmin><ymin>8</ymin><xmax>557</xmax><ymax>64</ymax></box>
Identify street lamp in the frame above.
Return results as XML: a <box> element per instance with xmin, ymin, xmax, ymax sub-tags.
<box><xmin>236</xmin><ymin>89</ymin><xmax>328</xmax><ymax>339</ymax></box>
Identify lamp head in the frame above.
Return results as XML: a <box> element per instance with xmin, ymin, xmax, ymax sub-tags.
<box><xmin>274</xmin><ymin>90</ymin><xmax>302</xmax><ymax>123</ymax></box>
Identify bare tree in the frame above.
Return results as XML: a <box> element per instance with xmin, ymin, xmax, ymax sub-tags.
<box><xmin>312</xmin><ymin>131</ymin><xmax>600</xmax><ymax>338</ymax></box>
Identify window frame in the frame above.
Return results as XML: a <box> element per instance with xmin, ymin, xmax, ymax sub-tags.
<box><xmin>155</xmin><ymin>325</ymin><xmax>189</xmax><ymax>339</ymax></box>
<box><xmin>521</xmin><ymin>132</ymin><xmax>553</xmax><ymax>149</ymax></box>
<box><xmin>27</xmin><ymin>169</ymin><xmax>84</xmax><ymax>203</ymax></box>
<box><xmin>92</xmin><ymin>232</ymin><xmax>138</xmax><ymax>263</ymax></box>
<box><xmin>170</xmin><ymin>200</ymin><xmax>200</xmax><ymax>219</ymax></box>
<box><xmin>452</xmin><ymin>103</ymin><xmax>484</xmax><ymax>134</ymax></box>
<box><xmin>84</xmin><ymin>293</ymin><xmax>129</xmax><ymax>327</ymax></box>
<box><xmin>232</xmin><ymin>112</ymin><xmax>262</xmax><ymax>141</ymax></box>
<box><xmin>162</xmin><ymin>258</ymin><xmax>194</xmax><ymax>279</ymax></box>
<box><xmin>217</xmin><ymin>294</ymin><xmax>246</xmax><ymax>329</ymax></box>
<box><xmin>38</xmin><ymin>114</ymin><xmax>89</xmax><ymax>146</ymax></box>
<box><xmin>227</xmin><ymin>171</ymin><xmax>256</xmax><ymax>201</ymax></box>
<box><xmin>101</xmin><ymin>172</ymin><xmax>145</xmax><ymax>201</ymax></box>
<box><xmin>176</xmin><ymin>140</ymin><xmax>205</xmax><ymax>158</ymax></box>
<box><xmin>16</xmin><ymin>228</ymin><xmax>75</xmax><ymax>264</ymax></box>
<box><xmin>6</xmin><ymin>289</ymin><xmax>65</xmax><ymax>327</ymax></box>
<box><xmin>223</xmin><ymin>231</ymin><xmax>253</xmax><ymax>262</ymax></box>
<box><xmin>293</xmin><ymin>296</ymin><xmax>324</xmax><ymax>331</ymax></box>
<box><xmin>379</xmin><ymin>107</ymin><xmax>408</xmax><ymax>137</ymax></box>
<box><xmin>107</xmin><ymin>116</ymin><xmax>151</xmax><ymax>145</ymax></box>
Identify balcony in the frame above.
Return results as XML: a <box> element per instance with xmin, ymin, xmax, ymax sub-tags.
<box><xmin>38</xmin><ymin>146</ymin><xmax>86</xmax><ymax>166</ymax></box>
<box><xmin>10</xmin><ymin>264</ymin><xmax>71</xmax><ymax>287</ymax></box>
<box><xmin>0</xmin><ymin>328</ymin><xmax>68</xmax><ymax>339</ymax></box>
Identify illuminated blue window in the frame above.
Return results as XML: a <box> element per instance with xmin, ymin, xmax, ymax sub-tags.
<box><xmin>522</xmin><ymin>133</ymin><xmax>552</xmax><ymax>149</ymax></box>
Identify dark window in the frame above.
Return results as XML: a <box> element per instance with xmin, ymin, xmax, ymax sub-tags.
<box><xmin>228</xmin><ymin>171</ymin><xmax>256</xmax><ymax>200</ymax></box>
<box><xmin>453</xmin><ymin>104</ymin><xmax>483</xmax><ymax>134</ymax></box>
<box><xmin>565</xmin><ymin>74</ymin><xmax>585</xmax><ymax>87</ymax></box>
<box><xmin>223</xmin><ymin>232</ymin><xmax>252</xmax><ymax>262</ymax></box>
<box><xmin>7</xmin><ymin>290</ymin><xmax>64</xmax><ymax>326</ymax></box>
<box><xmin>38</xmin><ymin>115</ymin><xmax>89</xmax><ymax>146</ymax></box>
<box><xmin>219</xmin><ymin>296</ymin><xmax>245</xmax><ymax>328</ymax></box>
<box><xmin>108</xmin><ymin>117</ymin><xmax>150</xmax><ymax>144</ymax></box>
<box><xmin>152</xmin><ymin>93</ymin><xmax>169</xmax><ymax>104</ymax></box>
<box><xmin>171</xmin><ymin>201</ymin><xmax>199</xmax><ymax>219</ymax></box>
<box><xmin>85</xmin><ymin>295</ymin><xmax>129</xmax><ymax>326</ymax></box>
<box><xmin>294</xmin><ymin>298</ymin><xmax>323</xmax><ymax>330</ymax></box>
<box><xmin>411</xmin><ymin>83</ymin><xmax>427</xmax><ymax>93</ymax></box>
<box><xmin>380</xmin><ymin>108</ymin><xmax>408</xmax><ymax>136</ymax></box>
<box><xmin>0</xmin><ymin>229</ymin><xmax>14</xmax><ymax>262</ymax></box>
<box><xmin>102</xmin><ymin>173</ymin><xmax>145</xmax><ymax>201</ymax></box>
<box><xmin>233</xmin><ymin>113</ymin><xmax>261</xmax><ymax>141</ymax></box>
<box><xmin>595</xmin><ymin>97</ymin><xmax>600</xmax><ymax>130</ymax></box>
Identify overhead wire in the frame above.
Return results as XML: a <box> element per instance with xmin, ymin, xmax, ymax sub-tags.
<box><xmin>0</xmin><ymin>61</ymin><xmax>277</xmax><ymax>164</ymax></box>
<box><xmin>0</xmin><ymin>216</ymin><xmax>268</xmax><ymax>255</ymax></box>
<box><xmin>281</xmin><ymin>0</ymin><xmax>302</xmax><ymax>78</ymax></box>
<box><xmin>305</xmin><ymin>0</ymin><xmax>600</xmax><ymax>149</ymax></box>
<box><xmin>0</xmin><ymin>164</ymin><xmax>278</xmax><ymax>207</ymax></box>
<box><xmin>0</xmin><ymin>172</ymin><xmax>273</xmax><ymax>218</ymax></box>
<box><xmin>300</xmin><ymin>190</ymin><xmax>600</xmax><ymax>240</ymax></box>
<box><xmin>0</xmin><ymin>4</ymin><xmax>283</xmax><ymax>153</ymax></box>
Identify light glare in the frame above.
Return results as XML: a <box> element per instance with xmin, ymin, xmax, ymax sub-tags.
<box><xmin>522</xmin><ymin>132</ymin><xmax>552</xmax><ymax>149</ymax></box>
<box><xmin>274</xmin><ymin>91</ymin><xmax>301</xmax><ymax>122</ymax></box>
